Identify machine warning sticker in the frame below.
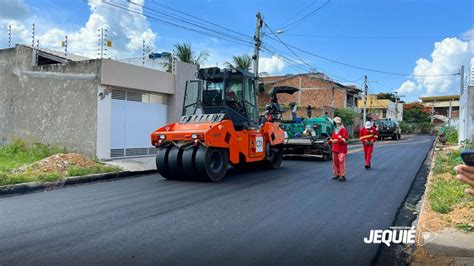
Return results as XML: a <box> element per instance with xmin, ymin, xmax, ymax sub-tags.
<box><xmin>256</xmin><ymin>136</ymin><xmax>263</xmax><ymax>153</ymax></box>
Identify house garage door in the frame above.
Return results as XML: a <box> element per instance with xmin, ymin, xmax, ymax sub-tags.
<box><xmin>110</xmin><ymin>89</ymin><xmax>167</xmax><ymax>158</ymax></box>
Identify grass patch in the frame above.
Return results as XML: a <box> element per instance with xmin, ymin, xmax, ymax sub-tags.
<box><xmin>456</xmin><ymin>223</ymin><xmax>474</xmax><ymax>233</ymax></box>
<box><xmin>431</xmin><ymin>149</ymin><xmax>462</xmax><ymax>176</ymax></box>
<box><xmin>67</xmin><ymin>165</ymin><xmax>120</xmax><ymax>177</ymax></box>
<box><xmin>0</xmin><ymin>138</ymin><xmax>66</xmax><ymax>172</ymax></box>
<box><xmin>428</xmin><ymin>177</ymin><xmax>470</xmax><ymax>213</ymax></box>
<box><xmin>0</xmin><ymin>138</ymin><xmax>121</xmax><ymax>186</ymax></box>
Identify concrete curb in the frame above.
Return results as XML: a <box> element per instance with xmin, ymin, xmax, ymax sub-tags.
<box><xmin>0</xmin><ymin>170</ymin><xmax>157</xmax><ymax>197</ymax></box>
<box><xmin>414</xmin><ymin>143</ymin><xmax>474</xmax><ymax>258</ymax></box>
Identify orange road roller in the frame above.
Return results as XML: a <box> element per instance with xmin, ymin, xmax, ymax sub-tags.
<box><xmin>150</xmin><ymin>67</ymin><xmax>285</xmax><ymax>181</ymax></box>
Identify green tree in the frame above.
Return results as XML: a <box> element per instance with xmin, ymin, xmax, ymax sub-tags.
<box><xmin>334</xmin><ymin>108</ymin><xmax>357</xmax><ymax>125</ymax></box>
<box><xmin>225</xmin><ymin>54</ymin><xmax>252</xmax><ymax>71</ymax></box>
<box><xmin>403</xmin><ymin>102</ymin><xmax>431</xmax><ymax>123</ymax></box>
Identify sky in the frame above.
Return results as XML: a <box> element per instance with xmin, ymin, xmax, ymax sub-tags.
<box><xmin>1</xmin><ymin>0</ymin><xmax>473</xmax><ymax>101</ymax></box>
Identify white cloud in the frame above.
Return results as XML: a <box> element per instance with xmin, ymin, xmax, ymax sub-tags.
<box><xmin>398</xmin><ymin>29</ymin><xmax>474</xmax><ymax>97</ymax></box>
<box><xmin>2</xmin><ymin>0</ymin><xmax>157</xmax><ymax>59</ymax></box>
<box><xmin>397</xmin><ymin>80</ymin><xmax>419</xmax><ymax>94</ymax></box>
<box><xmin>259</xmin><ymin>55</ymin><xmax>285</xmax><ymax>74</ymax></box>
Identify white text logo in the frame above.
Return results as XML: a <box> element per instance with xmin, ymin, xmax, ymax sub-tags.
<box><xmin>363</xmin><ymin>227</ymin><xmax>416</xmax><ymax>247</ymax></box>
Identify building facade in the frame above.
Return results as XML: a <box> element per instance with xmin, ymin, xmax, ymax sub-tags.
<box><xmin>419</xmin><ymin>95</ymin><xmax>460</xmax><ymax>128</ymax></box>
<box><xmin>0</xmin><ymin>45</ymin><xmax>196</xmax><ymax>159</ymax></box>
<box><xmin>259</xmin><ymin>73</ymin><xmax>361</xmax><ymax>119</ymax></box>
<box><xmin>358</xmin><ymin>95</ymin><xmax>403</xmax><ymax>122</ymax></box>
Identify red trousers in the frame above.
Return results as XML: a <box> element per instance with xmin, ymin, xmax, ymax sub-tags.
<box><xmin>363</xmin><ymin>144</ymin><xmax>374</xmax><ymax>166</ymax></box>
<box><xmin>332</xmin><ymin>152</ymin><xmax>346</xmax><ymax>177</ymax></box>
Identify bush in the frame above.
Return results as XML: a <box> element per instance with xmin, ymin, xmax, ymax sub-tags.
<box><xmin>334</xmin><ymin>108</ymin><xmax>357</xmax><ymax>125</ymax></box>
<box><xmin>399</xmin><ymin>122</ymin><xmax>434</xmax><ymax>135</ymax></box>
<box><xmin>444</xmin><ymin>126</ymin><xmax>458</xmax><ymax>144</ymax></box>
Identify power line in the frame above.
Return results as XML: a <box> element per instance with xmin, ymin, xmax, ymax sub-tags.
<box><xmin>101</xmin><ymin>1</ymin><xmax>253</xmax><ymax>48</ymax></box>
<box><xmin>280</xmin><ymin>0</ymin><xmax>330</xmax><ymax>31</ymax></box>
<box><xmin>263</xmin><ymin>22</ymin><xmax>314</xmax><ymax>71</ymax></box>
<box><xmin>281</xmin><ymin>33</ymin><xmax>452</xmax><ymax>39</ymax></box>
<box><xmin>264</xmin><ymin>34</ymin><xmax>459</xmax><ymax>77</ymax></box>
<box><xmin>127</xmin><ymin>1</ymin><xmax>253</xmax><ymax>46</ymax></box>
<box><xmin>147</xmin><ymin>0</ymin><xmax>252</xmax><ymax>40</ymax></box>
<box><xmin>262</xmin><ymin>41</ymin><xmax>364</xmax><ymax>84</ymax></box>
<box><xmin>278</xmin><ymin>0</ymin><xmax>318</xmax><ymax>29</ymax></box>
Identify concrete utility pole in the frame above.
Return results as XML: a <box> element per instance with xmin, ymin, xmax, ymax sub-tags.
<box><xmin>393</xmin><ymin>91</ymin><xmax>405</xmax><ymax>121</ymax></box>
<box><xmin>460</xmin><ymin>65</ymin><xmax>465</xmax><ymax>94</ymax></box>
<box><xmin>448</xmin><ymin>99</ymin><xmax>452</xmax><ymax>126</ymax></box>
<box><xmin>253</xmin><ymin>12</ymin><xmax>263</xmax><ymax>77</ymax></box>
<box><xmin>431</xmin><ymin>100</ymin><xmax>435</xmax><ymax>124</ymax></box>
<box><xmin>363</xmin><ymin>75</ymin><xmax>368</xmax><ymax>124</ymax></box>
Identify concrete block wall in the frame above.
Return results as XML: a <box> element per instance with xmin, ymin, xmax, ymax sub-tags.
<box><xmin>168</xmin><ymin>60</ymin><xmax>197</xmax><ymax>123</ymax></box>
<box><xmin>0</xmin><ymin>45</ymin><xmax>100</xmax><ymax>156</ymax></box>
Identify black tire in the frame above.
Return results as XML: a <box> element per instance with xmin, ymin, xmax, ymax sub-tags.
<box><xmin>322</xmin><ymin>143</ymin><xmax>332</xmax><ymax>161</ymax></box>
<box><xmin>195</xmin><ymin>147</ymin><xmax>228</xmax><ymax>182</ymax></box>
<box><xmin>167</xmin><ymin>146</ymin><xmax>184</xmax><ymax>179</ymax></box>
<box><xmin>156</xmin><ymin>145</ymin><xmax>175</xmax><ymax>179</ymax></box>
<box><xmin>181</xmin><ymin>147</ymin><xmax>198</xmax><ymax>178</ymax></box>
<box><xmin>392</xmin><ymin>134</ymin><xmax>397</xmax><ymax>140</ymax></box>
<box><xmin>398</xmin><ymin>133</ymin><xmax>402</xmax><ymax>140</ymax></box>
<box><xmin>265</xmin><ymin>143</ymin><xmax>283</xmax><ymax>168</ymax></box>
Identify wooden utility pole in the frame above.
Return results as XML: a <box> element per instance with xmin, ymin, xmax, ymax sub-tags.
<box><xmin>363</xmin><ymin>75</ymin><xmax>368</xmax><ymax>124</ymax></box>
<box><xmin>253</xmin><ymin>12</ymin><xmax>263</xmax><ymax>77</ymax></box>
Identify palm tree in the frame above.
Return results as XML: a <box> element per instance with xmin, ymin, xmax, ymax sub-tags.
<box><xmin>174</xmin><ymin>42</ymin><xmax>209</xmax><ymax>67</ymax></box>
<box><xmin>163</xmin><ymin>43</ymin><xmax>209</xmax><ymax>72</ymax></box>
<box><xmin>225</xmin><ymin>54</ymin><xmax>252</xmax><ymax>71</ymax></box>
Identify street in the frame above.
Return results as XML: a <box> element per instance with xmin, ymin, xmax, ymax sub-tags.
<box><xmin>0</xmin><ymin>135</ymin><xmax>434</xmax><ymax>265</ymax></box>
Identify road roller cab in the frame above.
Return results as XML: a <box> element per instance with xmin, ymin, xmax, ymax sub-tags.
<box><xmin>150</xmin><ymin>67</ymin><xmax>285</xmax><ymax>182</ymax></box>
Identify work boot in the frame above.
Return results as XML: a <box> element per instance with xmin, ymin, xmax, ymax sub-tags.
<box><xmin>332</xmin><ymin>176</ymin><xmax>340</xmax><ymax>180</ymax></box>
<box><xmin>338</xmin><ymin>176</ymin><xmax>346</xmax><ymax>182</ymax></box>
<box><xmin>365</xmin><ymin>165</ymin><xmax>369</xmax><ymax>169</ymax></box>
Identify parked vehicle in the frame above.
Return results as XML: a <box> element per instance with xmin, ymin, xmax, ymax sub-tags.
<box><xmin>374</xmin><ymin>119</ymin><xmax>401</xmax><ymax>140</ymax></box>
<box><xmin>269</xmin><ymin>87</ymin><xmax>335</xmax><ymax>160</ymax></box>
<box><xmin>150</xmin><ymin>67</ymin><xmax>285</xmax><ymax>182</ymax></box>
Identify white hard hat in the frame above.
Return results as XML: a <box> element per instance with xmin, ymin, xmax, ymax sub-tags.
<box><xmin>333</xmin><ymin>117</ymin><xmax>342</xmax><ymax>124</ymax></box>
<box><xmin>365</xmin><ymin>121</ymin><xmax>372</xmax><ymax>129</ymax></box>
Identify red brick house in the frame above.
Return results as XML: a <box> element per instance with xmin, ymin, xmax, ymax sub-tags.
<box><xmin>259</xmin><ymin>73</ymin><xmax>361</xmax><ymax>121</ymax></box>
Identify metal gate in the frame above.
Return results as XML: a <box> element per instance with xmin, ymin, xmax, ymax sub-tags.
<box><xmin>110</xmin><ymin>89</ymin><xmax>167</xmax><ymax>158</ymax></box>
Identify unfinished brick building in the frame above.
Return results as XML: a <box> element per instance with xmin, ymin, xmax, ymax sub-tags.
<box><xmin>259</xmin><ymin>73</ymin><xmax>361</xmax><ymax>121</ymax></box>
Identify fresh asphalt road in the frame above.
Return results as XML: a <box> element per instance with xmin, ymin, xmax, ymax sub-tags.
<box><xmin>0</xmin><ymin>136</ymin><xmax>434</xmax><ymax>265</ymax></box>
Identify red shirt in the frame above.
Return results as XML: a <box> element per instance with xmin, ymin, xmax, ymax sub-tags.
<box><xmin>331</xmin><ymin>127</ymin><xmax>349</xmax><ymax>153</ymax></box>
<box><xmin>359</xmin><ymin>127</ymin><xmax>379</xmax><ymax>144</ymax></box>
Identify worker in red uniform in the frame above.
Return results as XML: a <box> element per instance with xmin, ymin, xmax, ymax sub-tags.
<box><xmin>359</xmin><ymin>121</ymin><xmax>379</xmax><ymax>169</ymax></box>
<box><xmin>329</xmin><ymin>117</ymin><xmax>349</xmax><ymax>182</ymax></box>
